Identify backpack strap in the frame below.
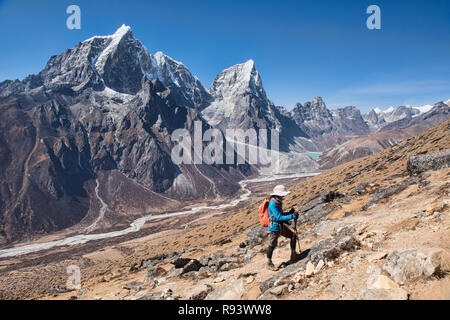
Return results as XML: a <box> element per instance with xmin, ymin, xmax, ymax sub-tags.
<box><xmin>268</xmin><ymin>197</ymin><xmax>281</xmax><ymax>227</ymax></box>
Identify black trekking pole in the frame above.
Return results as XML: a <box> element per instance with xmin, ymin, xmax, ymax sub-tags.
<box><xmin>294</xmin><ymin>214</ymin><xmax>301</xmax><ymax>254</ymax></box>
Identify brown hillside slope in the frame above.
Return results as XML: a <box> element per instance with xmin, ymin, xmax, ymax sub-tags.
<box><xmin>0</xmin><ymin>121</ymin><xmax>448</xmax><ymax>300</ymax></box>
<box><xmin>45</xmin><ymin>119</ymin><xmax>448</xmax><ymax>300</ymax></box>
<box><xmin>286</xmin><ymin>119</ymin><xmax>449</xmax><ymax>211</ymax></box>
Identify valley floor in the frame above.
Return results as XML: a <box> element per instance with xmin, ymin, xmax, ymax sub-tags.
<box><xmin>0</xmin><ymin>168</ymin><xmax>448</xmax><ymax>300</ymax></box>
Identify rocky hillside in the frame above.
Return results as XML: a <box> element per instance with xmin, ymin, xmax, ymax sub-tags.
<box><xmin>318</xmin><ymin>101</ymin><xmax>450</xmax><ymax>169</ymax></box>
<box><xmin>290</xmin><ymin>97</ymin><xmax>371</xmax><ymax>150</ymax></box>
<box><xmin>317</xmin><ymin>129</ymin><xmax>414</xmax><ymax>170</ymax></box>
<box><xmin>1</xmin><ymin>120</ymin><xmax>447</xmax><ymax>300</ymax></box>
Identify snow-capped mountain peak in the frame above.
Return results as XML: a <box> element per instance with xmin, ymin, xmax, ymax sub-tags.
<box><xmin>208</xmin><ymin>59</ymin><xmax>265</xmax><ymax>101</ymax></box>
<box><xmin>94</xmin><ymin>25</ymin><xmax>136</xmax><ymax>76</ymax></box>
<box><xmin>201</xmin><ymin>60</ymin><xmax>276</xmax><ymax>130</ymax></box>
<box><xmin>35</xmin><ymin>25</ymin><xmax>211</xmax><ymax>106</ymax></box>
<box><xmin>83</xmin><ymin>24</ymin><xmax>132</xmax><ymax>43</ymax></box>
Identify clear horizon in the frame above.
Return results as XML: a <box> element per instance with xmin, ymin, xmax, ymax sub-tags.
<box><xmin>0</xmin><ymin>0</ymin><xmax>449</xmax><ymax>112</ymax></box>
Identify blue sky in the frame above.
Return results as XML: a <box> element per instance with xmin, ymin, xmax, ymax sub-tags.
<box><xmin>0</xmin><ymin>0</ymin><xmax>449</xmax><ymax>112</ymax></box>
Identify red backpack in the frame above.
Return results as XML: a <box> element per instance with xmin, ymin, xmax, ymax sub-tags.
<box><xmin>259</xmin><ymin>197</ymin><xmax>280</xmax><ymax>227</ymax></box>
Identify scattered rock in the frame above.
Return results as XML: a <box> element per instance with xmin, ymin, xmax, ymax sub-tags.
<box><xmin>219</xmin><ymin>262</ymin><xmax>242</xmax><ymax>272</ymax></box>
<box><xmin>213</xmin><ymin>238</ymin><xmax>232</xmax><ymax>246</ymax></box>
<box><xmin>260</xmin><ymin>225</ymin><xmax>360</xmax><ymax>293</ymax></box>
<box><xmin>370</xmin><ymin>275</ymin><xmax>399</xmax><ymax>290</ymax></box>
<box><xmin>362</xmin><ymin>177</ymin><xmax>418</xmax><ymax>210</ymax></box>
<box><xmin>160</xmin><ymin>288</ymin><xmax>173</xmax><ymax>300</ymax></box>
<box><xmin>238</xmin><ymin>272</ymin><xmax>257</xmax><ymax>279</ymax></box>
<box><xmin>243</xmin><ymin>250</ymin><xmax>257</xmax><ymax>264</ymax></box>
<box><xmin>368</xmin><ymin>252</ymin><xmax>388</xmax><ymax>262</ymax></box>
<box><xmin>425</xmin><ymin>202</ymin><xmax>448</xmax><ymax>215</ymax></box>
<box><xmin>77</xmin><ymin>288</ymin><xmax>86</xmax><ymax>297</ymax></box>
<box><xmin>268</xmin><ymin>284</ymin><xmax>289</xmax><ymax>297</ymax></box>
<box><xmin>305</xmin><ymin>262</ymin><xmax>315</xmax><ymax>277</ymax></box>
<box><xmin>196</xmin><ymin>267</ymin><xmax>212</xmax><ymax>280</ymax></box>
<box><xmin>198</xmin><ymin>255</ymin><xmax>211</xmax><ymax>266</ymax></box>
<box><xmin>246</xmin><ymin>276</ymin><xmax>255</xmax><ymax>284</ymax></box>
<box><xmin>166</xmin><ymin>267</ymin><xmax>184</xmax><ymax>279</ymax></box>
<box><xmin>145</xmin><ymin>264</ymin><xmax>167</xmax><ymax>282</ymax></box>
<box><xmin>314</xmin><ymin>259</ymin><xmax>325</xmax><ymax>274</ymax></box>
<box><xmin>351</xmin><ymin>183</ymin><xmax>370</xmax><ymax>196</ymax></box>
<box><xmin>189</xmin><ymin>285</ymin><xmax>213</xmax><ymax>300</ymax></box>
<box><xmin>46</xmin><ymin>285</ymin><xmax>71</xmax><ymax>296</ymax></box>
<box><xmin>122</xmin><ymin>281</ymin><xmax>143</xmax><ymax>292</ymax></box>
<box><xmin>127</xmin><ymin>263</ymin><xmax>138</xmax><ymax>273</ymax></box>
<box><xmin>206</xmin><ymin>279</ymin><xmax>244</xmax><ymax>300</ymax></box>
<box><xmin>407</xmin><ymin>149</ymin><xmax>450</xmax><ymax>176</ymax></box>
<box><xmin>181</xmin><ymin>259</ymin><xmax>203</xmax><ymax>274</ymax></box>
<box><xmin>358</xmin><ymin>288</ymin><xmax>408</xmax><ymax>300</ymax></box>
<box><xmin>246</xmin><ymin>226</ymin><xmax>268</xmax><ymax>247</ymax></box>
<box><xmin>213</xmin><ymin>277</ymin><xmax>225</xmax><ymax>283</ymax></box>
<box><xmin>137</xmin><ymin>291</ymin><xmax>164</xmax><ymax>300</ymax></box>
<box><xmin>383</xmin><ymin>248</ymin><xmax>450</xmax><ymax>284</ymax></box>
<box><xmin>171</xmin><ymin>257</ymin><xmax>193</xmax><ymax>269</ymax></box>
<box><xmin>308</xmin><ymin>226</ymin><xmax>360</xmax><ymax>263</ymax></box>
<box><xmin>140</xmin><ymin>251</ymin><xmax>180</xmax><ymax>269</ymax></box>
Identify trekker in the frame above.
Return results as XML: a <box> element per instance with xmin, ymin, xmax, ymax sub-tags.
<box><xmin>266</xmin><ymin>185</ymin><xmax>299</xmax><ymax>271</ymax></box>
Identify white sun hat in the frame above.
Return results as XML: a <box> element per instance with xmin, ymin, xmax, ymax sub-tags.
<box><xmin>271</xmin><ymin>185</ymin><xmax>291</xmax><ymax>197</ymax></box>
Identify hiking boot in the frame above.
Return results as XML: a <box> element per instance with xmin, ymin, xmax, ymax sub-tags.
<box><xmin>289</xmin><ymin>251</ymin><xmax>301</xmax><ymax>262</ymax></box>
<box><xmin>266</xmin><ymin>259</ymin><xmax>277</xmax><ymax>271</ymax></box>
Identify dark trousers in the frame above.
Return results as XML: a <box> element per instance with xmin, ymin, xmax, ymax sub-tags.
<box><xmin>266</xmin><ymin>223</ymin><xmax>297</xmax><ymax>259</ymax></box>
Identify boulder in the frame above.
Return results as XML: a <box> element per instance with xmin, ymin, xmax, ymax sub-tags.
<box><xmin>268</xmin><ymin>284</ymin><xmax>289</xmax><ymax>297</ymax></box>
<box><xmin>298</xmin><ymin>196</ymin><xmax>339</xmax><ymax>224</ymax></box>
<box><xmin>407</xmin><ymin>149</ymin><xmax>450</xmax><ymax>176</ymax></box>
<box><xmin>243</xmin><ymin>250</ymin><xmax>257</xmax><ymax>264</ymax></box>
<box><xmin>219</xmin><ymin>262</ymin><xmax>242</xmax><ymax>272</ymax></box>
<box><xmin>369</xmin><ymin>275</ymin><xmax>399</xmax><ymax>290</ymax></box>
<box><xmin>181</xmin><ymin>259</ymin><xmax>203</xmax><ymax>274</ymax></box>
<box><xmin>171</xmin><ymin>257</ymin><xmax>193</xmax><ymax>269</ymax></box>
<box><xmin>246</xmin><ymin>225</ymin><xmax>268</xmax><ymax>247</ymax></box>
<box><xmin>145</xmin><ymin>264</ymin><xmax>167</xmax><ymax>282</ymax></box>
<box><xmin>189</xmin><ymin>285</ymin><xmax>213</xmax><ymax>300</ymax></box>
<box><xmin>196</xmin><ymin>267</ymin><xmax>212</xmax><ymax>280</ymax></box>
<box><xmin>383</xmin><ymin>248</ymin><xmax>450</xmax><ymax>284</ymax></box>
<box><xmin>166</xmin><ymin>267</ymin><xmax>184</xmax><ymax>279</ymax></box>
<box><xmin>305</xmin><ymin>262</ymin><xmax>315</xmax><ymax>277</ymax></box>
<box><xmin>205</xmin><ymin>279</ymin><xmax>244</xmax><ymax>300</ymax></box>
<box><xmin>358</xmin><ymin>288</ymin><xmax>408</xmax><ymax>300</ymax></box>
<box><xmin>308</xmin><ymin>226</ymin><xmax>360</xmax><ymax>263</ymax></box>
<box><xmin>139</xmin><ymin>251</ymin><xmax>180</xmax><ymax>269</ymax></box>
<box><xmin>314</xmin><ymin>259</ymin><xmax>325</xmax><ymax>274</ymax></box>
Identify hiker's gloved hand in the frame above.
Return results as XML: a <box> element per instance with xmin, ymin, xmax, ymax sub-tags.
<box><xmin>288</xmin><ymin>208</ymin><xmax>295</xmax><ymax>214</ymax></box>
<box><xmin>292</xmin><ymin>212</ymin><xmax>299</xmax><ymax>220</ymax></box>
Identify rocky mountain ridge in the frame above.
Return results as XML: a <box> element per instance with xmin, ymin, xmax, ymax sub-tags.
<box><xmin>0</xmin><ymin>24</ymin><xmax>448</xmax><ymax>244</ymax></box>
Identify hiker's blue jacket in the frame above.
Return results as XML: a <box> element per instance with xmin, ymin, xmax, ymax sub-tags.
<box><xmin>268</xmin><ymin>196</ymin><xmax>294</xmax><ymax>232</ymax></box>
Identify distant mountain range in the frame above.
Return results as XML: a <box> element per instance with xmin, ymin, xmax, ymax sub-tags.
<box><xmin>0</xmin><ymin>25</ymin><xmax>448</xmax><ymax>243</ymax></box>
